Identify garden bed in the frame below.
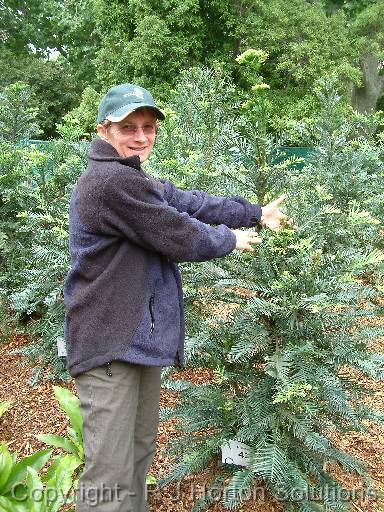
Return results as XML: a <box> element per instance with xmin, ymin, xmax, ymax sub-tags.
<box><xmin>1</xmin><ymin>332</ymin><xmax>383</xmax><ymax>512</ymax></box>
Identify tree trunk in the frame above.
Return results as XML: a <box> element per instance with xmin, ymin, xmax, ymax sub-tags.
<box><xmin>232</xmin><ymin>1</ymin><xmax>245</xmax><ymax>58</ymax></box>
<box><xmin>351</xmin><ymin>53</ymin><xmax>384</xmax><ymax>113</ymax></box>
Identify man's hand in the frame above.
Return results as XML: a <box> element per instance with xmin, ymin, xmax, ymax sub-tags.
<box><xmin>261</xmin><ymin>194</ymin><xmax>295</xmax><ymax>231</ymax></box>
<box><xmin>232</xmin><ymin>230</ymin><xmax>262</xmax><ymax>252</ymax></box>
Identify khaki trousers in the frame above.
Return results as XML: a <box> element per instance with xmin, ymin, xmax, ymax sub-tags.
<box><xmin>75</xmin><ymin>361</ymin><xmax>162</xmax><ymax>512</ymax></box>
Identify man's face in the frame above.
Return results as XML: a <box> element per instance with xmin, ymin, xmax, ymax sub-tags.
<box><xmin>97</xmin><ymin>108</ymin><xmax>157</xmax><ymax>162</ymax></box>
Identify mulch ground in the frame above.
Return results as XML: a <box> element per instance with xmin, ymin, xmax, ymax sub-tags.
<box><xmin>0</xmin><ymin>330</ymin><xmax>383</xmax><ymax>512</ymax></box>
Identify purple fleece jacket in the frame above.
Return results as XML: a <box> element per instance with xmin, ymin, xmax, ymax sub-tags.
<box><xmin>64</xmin><ymin>138</ymin><xmax>261</xmax><ymax>376</ymax></box>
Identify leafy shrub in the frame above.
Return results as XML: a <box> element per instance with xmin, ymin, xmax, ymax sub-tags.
<box><xmin>0</xmin><ymin>83</ymin><xmax>41</xmax><ymax>143</ymax></box>
<box><xmin>0</xmin><ymin>445</ymin><xmax>53</xmax><ymax>503</ymax></box>
<box><xmin>0</xmin><ymin>386</ymin><xmax>84</xmax><ymax>511</ymax></box>
<box><xmin>0</xmin><ymin>441</ymin><xmax>80</xmax><ymax>512</ymax></box>
<box><xmin>56</xmin><ymin>86</ymin><xmax>102</xmax><ymax>141</ymax></box>
<box><xmin>36</xmin><ymin>386</ymin><xmax>84</xmax><ymax>467</ymax></box>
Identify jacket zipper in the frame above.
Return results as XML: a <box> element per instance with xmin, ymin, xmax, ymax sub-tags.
<box><xmin>149</xmin><ymin>292</ymin><xmax>155</xmax><ymax>334</ymax></box>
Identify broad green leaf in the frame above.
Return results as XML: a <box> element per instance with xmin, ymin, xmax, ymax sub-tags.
<box><xmin>3</xmin><ymin>449</ymin><xmax>52</xmax><ymax>496</ymax></box>
<box><xmin>45</xmin><ymin>455</ymin><xmax>81</xmax><ymax>512</ymax></box>
<box><xmin>53</xmin><ymin>387</ymin><xmax>82</xmax><ymax>435</ymax></box>
<box><xmin>67</xmin><ymin>427</ymin><xmax>81</xmax><ymax>443</ymax></box>
<box><xmin>35</xmin><ymin>435</ymin><xmax>77</xmax><ymax>455</ymax></box>
<box><xmin>25</xmin><ymin>467</ymin><xmax>44</xmax><ymax>512</ymax></box>
<box><xmin>47</xmin><ymin>455</ymin><xmax>82</xmax><ymax>489</ymax></box>
<box><xmin>41</xmin><ymin>457</ymin><xmax>61</xmax><ymax>484</ymax></box>
<box><xmin>0</xmin><ymin>444</ymin><xmax>13</xmax><ymax>493</ymax></box>
<box><xmin>11</xmin><ymin>483</ymin><xmax>28</xmax><ymax>501</ymax></box>
<box><xmin>66</xmin><ymin>427</ymin><xmax>83</xmax><ymax>460</ymax></box>
<box><xmin>0</xmin><ymin>495</ymin><xmax>29</xmax><ymax>512</ymax></box>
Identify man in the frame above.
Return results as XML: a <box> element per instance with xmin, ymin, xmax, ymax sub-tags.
<box><xmin>64</xmin><ymin>83</ymin><xmax>289</xmax><ymax>511</ymax></box>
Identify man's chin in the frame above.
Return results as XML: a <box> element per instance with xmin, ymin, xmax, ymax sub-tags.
<box><xmin>125</xmin><ymin>151</ymin><xmax>146</xmax><ymax>161</ymax></box>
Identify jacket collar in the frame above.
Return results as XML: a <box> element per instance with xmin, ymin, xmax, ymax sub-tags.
<box><xmin>88</xmin><ymin>138</ymin><xmax>142</xmax><ymax>171</ymax></box>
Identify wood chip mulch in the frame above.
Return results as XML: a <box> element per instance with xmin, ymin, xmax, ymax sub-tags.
<box><xmin>0</xmin><ymin>333</ymin><xmax>383</xmax><ymax>511</ymax></box>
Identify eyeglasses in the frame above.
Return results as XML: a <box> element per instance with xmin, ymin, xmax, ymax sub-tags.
<box><xmin>118</xmin><ymin>123</ymin><xmax>157</xmax><ymax>135</ymax></box>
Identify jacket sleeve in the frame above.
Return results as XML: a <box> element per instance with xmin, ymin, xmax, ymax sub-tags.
<box><xmin>97</xmin><ymin>172</ymin><xmax>237</xmax><ymax>263</ymax></box>
<box><xmin>161</xmin><ymin>179</ymin><xmax>262</xmax><ymax>228</ymax></box>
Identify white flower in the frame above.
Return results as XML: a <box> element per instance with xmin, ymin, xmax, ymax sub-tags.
<box><xmin>252</xmin><ymin>83</ymin><xmax>270</xmax><ymax>91</ymax></box>
<box><xmin>236</xmin><ymin>49</ymin><xmax>269</xmax><ymax>64</ymax></box>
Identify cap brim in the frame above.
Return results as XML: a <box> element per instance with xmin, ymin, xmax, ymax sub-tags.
<box><xmin>106</xmin><ymin>103</ymin><xmax>165</xmax><ymax>122</ymax></box>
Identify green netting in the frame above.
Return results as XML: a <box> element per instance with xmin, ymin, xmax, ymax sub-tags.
<box><xmin>20</xmin><ymin>139</ymin><xmax>56</xmax><ymax>150</ymax></box>
<box><xmin>275</xmin><ymin>146</ymin><xmax>314</xmax><ymax>169</ymax></box>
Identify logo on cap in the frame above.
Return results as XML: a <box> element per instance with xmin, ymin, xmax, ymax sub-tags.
<box><xmin>123</xmin><ymin>88</ymin><xmax>145</xmax><ymax>100</ymax></box>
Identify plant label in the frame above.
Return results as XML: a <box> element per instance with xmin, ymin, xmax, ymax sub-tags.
<box><xmin>57</xmin><ymin>337</ymin><xmax>67</xmax><ymax>357</ymax></box>
<box><xmin>221</xmin><ymin>439</ymin><xmax>251</xmax><ymax>467</ymax></box>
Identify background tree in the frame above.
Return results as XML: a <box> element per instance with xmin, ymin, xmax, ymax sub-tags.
<box><xmin>0</xmin><ymin>82</ymin><xmax>41</xmax><ymax>142</ymax></box>
<box><xmin>0</xmin><ymin>0</ymin><xmax>98</xmax><ymax>137</ymax></box>
<box><xmin>349</xmin><ymin>1</ymin><xmax>384</xmax><ymax>113</ymax></box>
<box><xmin>56</xmin><ymin>86</ymin><xmax>103</xmax><ymax>141</ymax></box>
<box><xmin>2</xmin><ymin>0</ymin><xmax>384</xmax><ymax>139</ymax></box>
<box><xmin>92</xmin><ymin>0</ymin><xmax>214</xmax><ymax>98</ymax></box>
<box><xmin>0</xmin><ymin>52</ymin><xmax>80</xmax><ymax>138</ymax></box>
<box><xmin>0</xmin><ymin>0</ymin><xmax>99</xmax><ymax>82</ymax></box>
<box><xmin>67</xmin><ymin>0</ymin><xmax>384</xmax><ymax>141</ymax></box>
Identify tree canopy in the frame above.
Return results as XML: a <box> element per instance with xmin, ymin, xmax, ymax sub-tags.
<box><xmin>1</xmin><ymin>0</ymin><xmax>383</xmax><ymax>138</ymax></box>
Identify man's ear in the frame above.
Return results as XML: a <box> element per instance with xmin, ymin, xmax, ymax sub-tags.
<box><xmin>96</xmin><ymin>124</ymin><xmax>108</xmax><ymax>141</ymax></box>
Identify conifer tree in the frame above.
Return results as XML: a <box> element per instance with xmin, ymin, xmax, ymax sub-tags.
<box><xmin>0</xmin><ymin>137</ymin><xmax>86</xmax><ymax>382</ymax></box>
<box><xmin>157</xmin><ymin>70</ymin><xmax>384</xmax><ymax>511</ymax></box>
<box><xmin>0</xmin><ymin>82</ymin><xmax>41</xmax><ymax>142</ymax></box>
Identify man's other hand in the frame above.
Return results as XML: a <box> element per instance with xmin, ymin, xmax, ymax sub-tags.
<box><xmin>232</xmin><ymin>230</ymin><xmax>262</xmax><ymax>252</ymax></box>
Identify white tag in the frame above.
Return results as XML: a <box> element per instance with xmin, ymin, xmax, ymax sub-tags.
<box><xmin>57</xmin><ymin>337</ymin><xmax>67</xmax><ymax>357</ymax></box>
<box><xmin>221</xmin><ymin>439</ymin><xmax>251</xmax><ymax>467</ymax></box>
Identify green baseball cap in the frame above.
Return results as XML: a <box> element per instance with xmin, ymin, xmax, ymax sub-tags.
<box><xmin>97</xmin><ymin>83</ymin><xmax>165</xmax><ymax>123</ymax></box>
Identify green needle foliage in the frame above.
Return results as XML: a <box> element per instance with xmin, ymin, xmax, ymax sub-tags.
<box><xmin>157</xmin><ymin>72</ymin><xmax>384</xmax><ymax>511</ymax></box>
<box><xmin>0</xmin><ymin>83</ymin><xmax>41</xmax><ymax>143</ymax></box>
<box><xmin>0</xmin><ymin>67</ymin><xmax>383</xmax><ymax>511</ymax></box>
<box><xmin>0</xmin><ymin>135</ymin><xmax>87</xmax><ymax>383</ymax></box>
<box><xmin>163</xmin><ymin>228</ymin><xmax>384</xmax><ymax>509</ymax></box>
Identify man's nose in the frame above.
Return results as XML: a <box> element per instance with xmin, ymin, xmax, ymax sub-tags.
<box><xmin>133</xmin><ymin>128</ymin><xmax>147</xmax><ymax>142</ymax></box>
